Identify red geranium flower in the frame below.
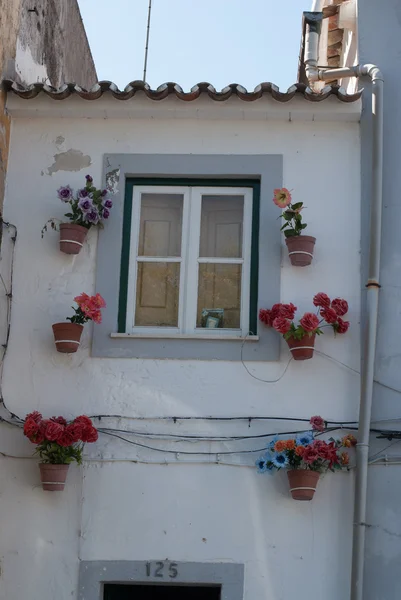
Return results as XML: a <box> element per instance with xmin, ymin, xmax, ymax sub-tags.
<box><xmin>336</xmin><ymin>318</ymin><xmax>350</xmax><ymax>334</ymax></box>
<box><xmin>66</xmin><ymin>422</ymin><xmax>84</xmax><ymax>443</ymax></box>
<box><xmin>320</xmin><ymin>307</ymin><xmax>338</xmax><ymax>324</ymax></box>
<box><xmin>310</xmin><ymin>415</ymin><xmax>325</xmax><ymax>432</ymax></box>
<box><xmin>299</xmin><ymin>312</ymin><xmax>320</xmax><ymax>332</ymax></box>
<box><xmin>26</xmin><ymin>411</ymin><xmax>42</xmax><ymax>423</ymax></box>
<box><xmin>23</xmin><ymin>418</ymin><xmax>40</xmax><ymax>441</ymax></box>
<box><xmin>44</xmin><ymin>420</ymin><xmax>64</xmax><ymax>442</ymax></box>
<box><xmin>313</xmin><ymin>293</ymin><xmax>331</xmax><ymax>308</ymax></box>
<box><xmin>331</xmin><ymin>298</ymin><xmax>348</xmax><ymax>316</ymax></box>
<box><xmin>259</xmin><ymin>309</ymin><xmax>273</xmax><ymax>326</ymax></box>
<box><xmin>51</xmin><ymin>416</ymin><xmax>68</xmax><ymax>426</ymax></box>
<box><xmin>279</xmin><ymin>303</ymin><xmax>297</xmax><ymax>320</ymax></box>
<box><xmin>81</xmin><ymin>426</ymin><xmax>98</xmax><ymax>443</ymax></box>
<box><xmin>272</xmin><ymin>317</ymin><xmax>291</xmax><ymax>334</ymax></box>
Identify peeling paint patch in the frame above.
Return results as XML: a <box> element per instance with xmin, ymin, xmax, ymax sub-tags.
<box><xmin>47</xmin><ymin>149</ymin><xmax>91</xmax><ymax>175</ymax></box>
<box><xmin>106</xmin><ymin>168</ymin><xmax>120</xmax><ymax>195</ymax></box>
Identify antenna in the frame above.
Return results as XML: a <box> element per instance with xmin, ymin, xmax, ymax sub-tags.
<box><xmin>143</xmin><ymin>0</ymin><xmax>152</xmax><ymax>82</ymax></box>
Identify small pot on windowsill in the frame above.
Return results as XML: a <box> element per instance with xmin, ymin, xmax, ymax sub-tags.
<box><xmin>52</xmin><ymin>322</ymin><xmax>83</xmax><ymax>353</ymax></box>
<box><xmin>286</xmin><ymin>333</ymin><xmax>315</xmax><ymax>360</ymax></box>
<box><xmin>285</xmin><ymin>235</ymin><xmax>316</xmax><ymax>267</ymax></box>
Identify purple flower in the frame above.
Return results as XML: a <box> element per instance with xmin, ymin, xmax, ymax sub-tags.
<box><xmin>101</xmin><ymin>189</ymin><xmax>108</xmax><ymax>197</ymax></box>
<box><xmin>102</xmin><ymin>208</ymin><xmax>110</xmax><ymax>219</ymax></box>
<box><xmin>85</xmin><ymin>175</ymin><xmax>93</xmax><ymax>183</ymax></box>
<box><xmin>78</xmin><ymin>188</ymin><xmax>89</xmax><ymax>198</ymax></box>
<box><xmin>78</xmin><ymin>197</ymin><xmax>94</xmax><ymax>213</ymax></box>
<box><xmin>85</xmin><ymin>208</ymin><xmax>100</xmax><ymax>225</ymax></box>
<box><xmin>57</xmin><ymin>185</ymin><xmax>73</xmax><ymax>202</ymax></box>
<box><xmin>103</xmin><ymin>198</ymin><xmax>113</xmax><ymax>209</ymax></box>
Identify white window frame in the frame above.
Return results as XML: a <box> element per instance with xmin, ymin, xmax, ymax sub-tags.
<box><xmin>125</xmin><ymin>185</ymin><xmax>253</xmax><ymax>337</ymax></box>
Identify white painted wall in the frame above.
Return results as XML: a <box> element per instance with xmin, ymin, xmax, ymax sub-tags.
<box><xmin>0</xmin><ymin>99</ymin><xmax>361</xmax><ymax>600</ymax></box>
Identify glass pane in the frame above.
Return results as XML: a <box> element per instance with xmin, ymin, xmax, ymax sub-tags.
<box><xmin>135</xmin><ymin>262</ymin><xmax>180</xmax><ymax>327</ymax></box>
<box><xmin>199</xmin><ymin>195</ymin><xmax>244</xmax><ymax>258</ymax></box>
<box><xmin>197</xmin><ymin>264</ymin><xmax>242</xmax><ymax>329</ymax></box>
<box><xmin>138</xmin><ymin>193</ymin><xmax>183</xmax><ymax>257</ymax></box>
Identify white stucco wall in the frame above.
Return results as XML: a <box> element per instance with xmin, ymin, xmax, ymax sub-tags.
<box><xmin>0</xmin><ymin>97</ymin><xmax>361</xmax><ymax>600</ymax></box>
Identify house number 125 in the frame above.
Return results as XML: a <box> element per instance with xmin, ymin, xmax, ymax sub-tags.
<box><xmin>146</xmin><ymin>561</ymin><xmax>178</xmax><ymax>579</ymax></box>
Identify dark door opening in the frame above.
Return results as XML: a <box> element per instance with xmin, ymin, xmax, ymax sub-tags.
<box><xmin>104</xmin><ymin>584</ymin><xmax>221</xmax><ymax>600</ymax></box>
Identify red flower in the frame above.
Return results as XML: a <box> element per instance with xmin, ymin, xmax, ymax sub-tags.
<box><xmin>336</xmin><ymin>318</ymin><xmax>350</xmax><ymax>334</ymax></box>
<box><xmin>259</xmin><ymin>309</ymin><xmax>273</xmax><ymax>326</ymax></box>
<box><xmin>320</xmin><ymin>307</ymin><xmax>338</xmax><ymax>324</ymax></box>
<box><xmin>58</xmin><ymin>429</ymin><xmax>76</xmax><ymax>447</ymax></box>
<box><xmin>23</xmin><ymin>418</ymin><xmax>40</xmax><ymax>441</ymax></box>
<box><xmin>51</xmin><ymin>416</ymin><xmax>68</xmax><ymax>426</ymax></box>
<box><xmin>331</xmin><ymin>298</ymin><xmax>348</xmax><ymax>316</ymax></box>
<box><xmin>75</xmin><ymin>415</ymin><xmax>93</xmax><ymax>428</ymax></box>
<box><xmin>313</xmin><ymin>293</ymin><xmax>331</xmax><ymax>308</ymax></box>
<box><xmin>272</xmin><ymin>317</ymin><xmax>291</xmax><ymax>334</ymax></box>
<box><xmin>299</xmin><ymin>312</ymin><xmax>320</xmax><ymax>332</ymax></box>
<box><xmin>66</xmin><ymin>422</ymin><xmax>84</xmax><ymax>443</ymax></box>
<box><xmin>26</xmin><ymin>411</ymin><xmax>42</xmax><ymax>423</ymax></box>
<box><xmin>44</xmin><ymin>420</ymin><xmax>64</xmax><ymax>442</ymax></box>
<box><xmin>302</xmin><ymin>447</ymin><xmax>319</xmax><ymax>465</ymax></box>
<box><xmin>81</xmin><ymin>426</ymin><xmax>98</xmax><ymax>443</ymax></box>
<box><xmin>310</xmin><ymin>415</ymin><xmax>325</xmax><ymax>432</ymax></box>
<box><xmin>279</xmin><ymin>303</ymin><xmax>297</xmax><ymax>320</ymax></box>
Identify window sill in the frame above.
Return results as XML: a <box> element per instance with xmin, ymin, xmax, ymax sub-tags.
<box><xmin>110</xmin><ymin>333</ymin><xmax>259</xmax><ymax>341</ymax></box>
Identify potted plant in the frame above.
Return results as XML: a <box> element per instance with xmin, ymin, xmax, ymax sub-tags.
<box><xmin>255</xmin><ymin>415</ymin><xmax>356</xmax><ymax>500</ymax></box>
<box><xmin>273</xmin><ymin>187</ymin><xmax>316</xmax><ymax>266</ymax></box>
<box><xmin>23</xmin><ymin>411</ymin><xmax>98</xmax><ymax>491</ymax></box>
<box><xmin>42</xmin><ymin>174</ymin><xmax>113</xmax><ymax>255</ymax></box>
<box><xmin>259</xmin><ymin>292</ymin><xmax>350</xmax><ymax>360</ymax></box>
<box><xmin>52</xmin><ymin>292</ymin><xmax>106</xmax><ymax>353</ymax></box>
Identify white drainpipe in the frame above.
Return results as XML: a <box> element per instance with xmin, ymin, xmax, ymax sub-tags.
<box><xmin>304</xmin><ymin>13</ymin><xmax>384</xmax><ymax>600</ymax></box>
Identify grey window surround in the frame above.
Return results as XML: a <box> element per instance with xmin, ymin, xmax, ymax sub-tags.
<box><xmin>78</xmin><ymin>560</ymin><xmax>244</xmax><ymax>600</ymax></box>
<box><xmin>94</xmin><ymin>154</ymin><xmax>282</xmax><ymax>360</ymax></box>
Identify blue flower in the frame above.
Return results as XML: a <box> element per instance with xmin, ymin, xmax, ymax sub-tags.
<box><xmin>267</xmin><ymin>435</ymin><xmax>279</xmax><ymax>450</ymax></box>
<box><xmin>296</xmin><ymin>432</ymin><xmax>314</xmax><ymax>446</ymax></box>
<box><xmin>255</xmin><ymin>456</ymin><xmax>268</xmax><ymax>473</ymax></box>
<box><xmin>271</xmin><ymin>452</ymin><xmax>289</xmax><ymax>469</ymax></box>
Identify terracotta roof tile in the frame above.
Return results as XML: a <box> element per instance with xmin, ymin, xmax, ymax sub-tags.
<box><xmin>2</xmin><ymin>79</ymin><xmax>361</xmax><ymax>103</ymax></box>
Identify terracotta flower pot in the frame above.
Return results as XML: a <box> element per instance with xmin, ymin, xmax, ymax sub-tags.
<box><xmin>286</xmin><ymin>333</ymin><xmax>315</xmax><ymax>360</ymax></box>
<box><xmin>59</xmin><ymin>223</ymin><xmax>88</xmax><ymax>255</ymax></box>
<box><xmin>39</xmin><ymin>463</ymin><xmax>69</xmax><ymax>491</ymax></box>
<box><xmin>52</xmin><ymin>322</ymin><xmax>83</xmax><ymax>353</ymax></box>
<box><xmin>285</xmin><ymin>235</ymin><xmax>316</xmax><ymax>266</ymax></box>
<box><xmin>287</xmin><ymin>470</ymin><xmax>320</xmax><ymax>501</ymax></box>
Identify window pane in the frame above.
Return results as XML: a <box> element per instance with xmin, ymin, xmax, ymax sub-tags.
<box><xmin>197</xmin><ymin>264</ymin><xmax>242</xmax><ymax>329</ymax></box>
<box><xmin>138</xmin><ymin>193</ymin><xmax>183</xmax><ymax>257</ymax></box>
<box><xmin>199</xmin><ymin>195</ymin><xmax>244</xmax><ymax>258</ymax></box>
<box><xmin>135</xmin><ymin>262</ymin><xmax>180</xmax><ymax>327</ymax></box>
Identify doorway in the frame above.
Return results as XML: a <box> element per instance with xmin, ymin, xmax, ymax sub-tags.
<box><xmin>104</xmin><ymin>584</ymin><xmax>221</xmax><ymax>599</ymax></box>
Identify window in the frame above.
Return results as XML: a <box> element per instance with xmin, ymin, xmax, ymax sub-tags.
<box><xmin>122</xmin><ymin>185</ymin><xmax>253</xmax><ymax>337</ymax></box>
<box><xmin>94</xmin><ymin>154</ymin><xmax>282</xmax><ymax>360</ymax></box>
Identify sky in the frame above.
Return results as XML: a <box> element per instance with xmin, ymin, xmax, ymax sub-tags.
<box><xmin>78</xmin><ymin>0</ymin><xmax>309</xmax><ymax>92</ymax></box>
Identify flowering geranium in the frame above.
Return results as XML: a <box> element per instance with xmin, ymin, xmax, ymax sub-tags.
<box><xmin>23</xmin><ymin>412</ymin><xmax>98</xmax><ymax>464</ymax></box>
<box><xmin>273</xmin><ymin>188</ymin><xmax>308</xmax><ymax>238</ymax></box>
<box><xmin>259</xmin><ymin>292</ymin><xmax>350</xmax><ymax>341</ymax></box>
<box><xmin>67</xmin><ymin>292</ymin><xmax>106</xmax><ymax>325</ymax></box>
<box><xmin>42</xmin><ymin>175</ymin><xmax>113</xmax><ymax>236</ymax></box>
<box><xmin>255</xmin><ymin>416</ymin><xmax>355</xmax><ymax>474</ymax></box>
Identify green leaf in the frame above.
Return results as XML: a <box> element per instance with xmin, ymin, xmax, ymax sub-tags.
<box><xmin>291</xmin><ymin>202</ymin><xmax>303</xmax><ymax>210</ymax></box>
<box><xmin>300</xmin><ymin>223</ymin><xmax>308</xmax><ymax>229</ymax></box>
<box><xmin>284</xmin><ymin>229</ymin><xmax>298</xmax><ymax>238</ymax></box>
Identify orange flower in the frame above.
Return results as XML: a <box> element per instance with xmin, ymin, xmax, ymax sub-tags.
<box><xmin>342</xmin><ymin>434</ymin><xmax>357</xmax><ymax>448</ymax></box>
<box><xmin>274</xmin><ymin>440</ymin><xmax>287</xmax><ymax>453</ymax></box>
<box><xmin>340</xmin><ymin>452</ymin><xmax>350</xmax><ymax>466</ymax></box>
<box><xmin>286</xmin><ymin>439</ymin><xmax>296</xmax><ymax>451</ymax></box>
<box><xmin>295</xmin><ymin>445</ymin><xmax>306</xmax><ymax>456</ymax></box>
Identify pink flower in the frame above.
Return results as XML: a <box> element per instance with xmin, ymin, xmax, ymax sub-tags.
<box><xmin>273</xmin><ymin>188</ymin><xmax>292</xmax><ymax>208</ymax></box>
<box><xmin>92</xmin><ymin>293</ymin><xmax>106</xmax><ymax>309</ymax></box>
<box><xmin>313</xmin><ymin>293</ymin><xmax>331</xmax><ymax>309</ymax></box>
<box><xmin>310</xmin><ymin>415</ymin><xmax>325</xmax><ymax>432</ymax></box>
<box><xmin>299</xmin><ymin>312</ymin><xmax>320</xmax><ymax>332</ymax></box>
<box><xmin>272</xmin><ymin>317</ymin><xmax>291</xmax><ymax>334</ymax></box>
<box><xmin>331</xmin><ymin>298</ymin><xmax>348</xmax><ymax>316</ymax></box>
<box><xmin>336</xmin><ymin>318</ymin><xmax>350</xmax><ymax>334</ymax></box>
<box><xmin>320</xmin><ymin>307</ymin><xmax>338</xmax><ymax>324</ymax></box>
<box><xmin>279</xmin><ymin>303</ymin><xmax>297</xmax><ymax>320</ymax></box>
